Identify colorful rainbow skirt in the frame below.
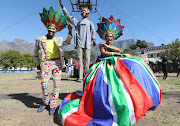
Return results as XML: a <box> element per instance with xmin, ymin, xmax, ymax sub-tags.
<box><xmin>58</xmin><ymin>54</ymin><xmax>161</xmax><ymax>126</ymax></box>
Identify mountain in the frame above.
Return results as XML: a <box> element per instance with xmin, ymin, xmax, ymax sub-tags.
<box><xmin>63</xmin><ymin>39</ymin><xmax>138</xmax><ymax>55</ymax></box>
<box><xmin>0</xmin><ymin>39</ymin><xmax>34</xmax><ymax>54</ymax></box>
<box><xmin>62</xmin><ymin>44</ymin><xmax>76</xmax><ymax>51</ymax></box>
<box><xmin>92</xmin><ymin>39</ymin><xmax>137</xmax><ymax>55</ymax></box>
<box><xmin>0</xmin><ymin>39</ymin><xmax>154</xmax><ymax>55</ymax></box>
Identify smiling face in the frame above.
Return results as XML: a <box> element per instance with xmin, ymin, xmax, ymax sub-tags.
<box><xmin>47</xmin><ymin>24</ymin><xmax>57</xmax><ymax>39</ymax></box>
<box><xmin>105</xmin><ymin>32</ymin><xmax>114</xmax><ymax>45</ymax></box>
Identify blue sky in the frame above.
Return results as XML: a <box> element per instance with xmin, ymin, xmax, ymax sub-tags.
<box><xmin>0</xmin><ymin>0</ymin><xmax>180</xmax><ymax>46</ymax></box>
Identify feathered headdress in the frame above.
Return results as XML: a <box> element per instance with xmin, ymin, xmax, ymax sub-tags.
<box><xmin>97</xmin><ymin>15</ymin><xmax>124</xmax><ymax>40</ymax></box>
<box><xmin>39</xmin><ymin>6</ymin><xmax>67</xmax><ymax>32</ymax></box>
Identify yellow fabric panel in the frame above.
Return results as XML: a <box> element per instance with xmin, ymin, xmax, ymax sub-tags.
<box><xmin>46</xmin><ymin>39</ymin><xmax>60</xmax><ymax>59</ymax></box>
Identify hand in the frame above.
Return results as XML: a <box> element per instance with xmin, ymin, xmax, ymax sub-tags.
<box><xmin>114</xmin><ymin>52</ymin><xmax>123</xmax><ymax>56</ymax></box>
<box><xmin>93</xmin><ymin>41</ymin><xmax>96</xmax><ymax>47</ymax></box>
<box><xmin>60</xmin><ymin>1</ymin><xmax>64</xmax><ymax>8</ymax></box>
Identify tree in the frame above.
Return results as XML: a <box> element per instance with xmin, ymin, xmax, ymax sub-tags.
<box><xmin>0</xmin><ymin>50</ymin><xmax>36</xmax><ymax>70</ymax></box>
<box><xmin>130</xmin><ymin>40</ymin><xmax>148</xmax><ymax>49</ymax></box>
<box><xmin>121</xmin><ymin>49</ymin><xmax>137</xmax><ymax>55</ymax></box>
<box><xmin>130</xmin><ymin>44</ymin><xmax>137</xmax><ymax>50</ymax></box>
<box><xmin>0</xmin><ymin>50</ymin><xmax>21</xmax><ymax>69</ymax></box>
<box><xmin>64</xmin><ymin>51</ymin><xmax>77</xmax><ymax>63</ymax></box>
<box><xmin>136</xmin><ymin>40</ymin><xmax>148</xmax><ymax>48</ymax></box>
<box><xmin>158</xmin><ymin>39</ymin><xmax>180</xmax><ymax>62</ymax></box>
<box><xmin>22</xmin><ymin>53</ymin><xmax>36</xmax><ymax>70</ymax></box>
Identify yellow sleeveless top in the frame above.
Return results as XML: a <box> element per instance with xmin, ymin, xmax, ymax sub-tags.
<box><xmin>46</xmin><ymin>39</ymin><xmax>60</xmax><ymax>59</ymax></box>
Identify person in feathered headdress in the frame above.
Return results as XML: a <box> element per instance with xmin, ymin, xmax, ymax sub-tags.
<box><xmin>34</xmin><ymin>6</ymin><xmax>73</xmax><ymax>115</ymax></box>
<box><xmin>97</xmin><ymin>15</ymin><xmax>124</xmax><ymax>57</ymax></box>
<box><xmin>57</xmin><ymin>16</ymin><xmax>161</xmax><ymax>126</ymax></box>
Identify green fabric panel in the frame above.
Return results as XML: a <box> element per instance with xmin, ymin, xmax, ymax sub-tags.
<box><xmin>58</xmin><ymin>98</ymin><xmax>80</xmax><ymax>121</ymax></box>
<box><xmin>85</xmin><ymin>61</ymin><xmax>103</xmax><ymax>87</ymax></box>
<box><xmin>104</xmin><ymin>58</ymin><xmax>131</xmax><ymax>126</ymax></box>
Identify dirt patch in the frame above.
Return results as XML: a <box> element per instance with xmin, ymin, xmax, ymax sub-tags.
<box><xmin>0</xmin><ymin>73</ymin><xmax>179</xmax><ymax>126</ymax></box>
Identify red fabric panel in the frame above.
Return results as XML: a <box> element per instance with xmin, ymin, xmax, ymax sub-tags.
<box><xmin>116</xmin><ymin>58</ymin><xmax>152</xmax><ymax>121</ymax></box>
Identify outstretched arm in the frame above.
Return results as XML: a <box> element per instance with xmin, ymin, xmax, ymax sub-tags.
<box><xmin>62</xmin><ymin>23</ymin><xmax>73</xmax><ymax>45</ymax></box>
<box><xmin>99</xmin><ymin>42</ymin><xmax>122</xmax><ymax>56</ymax></box>
<box><xmin>60</xmin><ymin>2</ymin><xmax>78</xmax><ymax>26</ymax></box>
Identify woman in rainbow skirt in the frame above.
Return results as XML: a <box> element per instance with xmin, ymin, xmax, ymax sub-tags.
<box><xmin>58</xmin><ymin>15</ymin><xmax>162</xmax><ymax>126</ymax></box>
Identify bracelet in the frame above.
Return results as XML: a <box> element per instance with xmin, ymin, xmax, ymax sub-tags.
<box><xmin>112</xmin><ymin>52</ymin><xmax>114</xmax><ymax>56</ymax></box>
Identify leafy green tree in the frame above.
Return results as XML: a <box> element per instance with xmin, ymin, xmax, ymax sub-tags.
<box><xmin>130</xmin><ymin>44</ymin><xmax>137</xmax><ymax>50</ymax></box>
<box><xmin>0</xmin><ymin>50</ymin><xmax>21</xmax><ymax>69</ymax></box>
<box><xmin>158</xmin><ymin>39</ymin><xmax>180</xmax><ymax>62</ymax></box>
<box><xmin>22</xmin><ymin>53</ymin><xmax>36</xmax><ymax>70</ymax></box>
<box><xmin>64</xmin><ymin>51</ymin><xmax>77</xmax><ymax>63</ymax></box>
<box><xmin>136</xmin><ymin>40</ymin><xmax>148</xmax><ymax>48</ymax></box>
<box><xmin>130</xmin><ymin>40</ymin><xmax>148</xmax><ymax>49</ymax></box>
<box><xmin>0</xmin><ymin>52</ymin><xmax>2</xmax><ymax>67</ymax></box>
<box><xmin>121</xmin><ymin>49</ymin><xmax>137</xmax><ymax>55</ymax></box>
<box><xmin>0</xmin><ymin>50</ymin><xmax>36</xmax><ymax>70</ymax></box>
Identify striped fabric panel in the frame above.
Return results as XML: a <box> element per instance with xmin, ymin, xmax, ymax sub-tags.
<box><xmin>58</xmin><ymin>55</ymin><xmax>161</xmax><ymax>126</ymax></box>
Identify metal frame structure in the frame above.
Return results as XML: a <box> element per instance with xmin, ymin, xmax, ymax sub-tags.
<box><xmin>59</xmin><ymin>0</ymin><xmax>101</xmax><ymax>20</ymax></box>
<box><xmin>70</xmin><ymin>0</ymin><xmax>97</xmax><ymax>12</ymax></box>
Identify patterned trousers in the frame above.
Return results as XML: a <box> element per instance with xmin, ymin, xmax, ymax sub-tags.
<box><xmin>41</xmin><ymin>60</ymin><xmax>61</xmax><ymax>108</ymax></box>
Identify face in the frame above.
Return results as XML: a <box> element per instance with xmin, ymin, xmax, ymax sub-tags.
<box><xmin>105</xmin><ymin>33</ymin><xmax>114</xmax><ymax>45</ymax></box>
<box><xmin>81</xmin><ymin>9</ymin><xmax>89</xmax><ymax>18</ymax></box>
<box><xmin>47</xmin><ymin>24</ymin><xmax>57</xmax><ymax>38</ymax></box>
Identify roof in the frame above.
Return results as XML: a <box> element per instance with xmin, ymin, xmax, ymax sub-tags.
<box><xmin>134</xmin><ymin>45</ymin><xmax>171</xmax><ymax>53</ymax></box>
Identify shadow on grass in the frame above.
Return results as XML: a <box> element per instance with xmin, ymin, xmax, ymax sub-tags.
<box><xmin>61</xmin><ymin>78</ymin><xmax>77</xmax><ymax>81</ymax></box>
<box><xmin>8</xmin><ymin>93</ymin><xmax>71</xmax><ymax>125</ymax></box>
<box><xmin>8</xmin><ymin>93</ymin><xmax>43</xmax><ymax>108</ymax></box>
<box><xmin>59</xmin><ymin>93</ymin><xmax>70</xmax><ymax>100</ymax></box>
<box><xmin>162</xmin><ymin>91</ymin><xmax>180</xmax><ymax>99</ymax></box>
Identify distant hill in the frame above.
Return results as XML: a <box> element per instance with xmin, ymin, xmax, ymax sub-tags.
<box><xmin>0</xmin><ymin>39</ymin><xmax>154</xmax><ymax>55</ymax></box>
<box><xmin>63</xmin><ymin>39</ymin><xmax>154</xmax><ymax>55</ymax></box>
<box><xmin>0</xmin><ymin>39</ymin><xmax>34</xmax><ymax>54</ymax></box>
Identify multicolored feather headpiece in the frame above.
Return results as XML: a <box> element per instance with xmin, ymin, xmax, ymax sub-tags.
<box><xmin>39</xmin><ymin>6</ymin><xmax>67</xmax><ymax>32</ymax></box>
<box><xmin>97</xmin><ymin>15</ymin><xmax>124</xmax><ymax>40</ymax></box>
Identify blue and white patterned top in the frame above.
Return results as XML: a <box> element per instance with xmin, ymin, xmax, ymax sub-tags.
<box><xmin>62</xmin><ymin>7</ymin><xmax>96</xmax><ymax>50</ymax></box>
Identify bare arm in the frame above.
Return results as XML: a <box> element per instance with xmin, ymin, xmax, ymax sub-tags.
<box><xmin>102</xmin><ymin>43</ymin><xmax>121</xmax><ymax>53</ymax></box>
<box><xmin>99</xmin><ymin>42</ymin><xmax>122</xmax><ymax>56</ymax></box>
<box><xmin>62</xmin><ymin>23</ymin><xmax>73</xmax><ymax>45</ymax></box>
